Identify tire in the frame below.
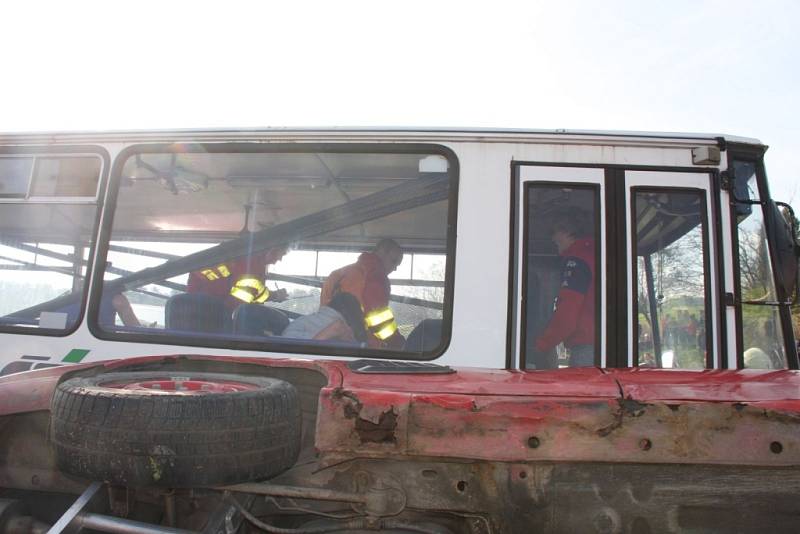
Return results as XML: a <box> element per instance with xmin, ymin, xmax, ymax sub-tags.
<box><xmin>50</xmin><ymin>371</ymin><xmax>302</xmax><ymax>487</ymax></box>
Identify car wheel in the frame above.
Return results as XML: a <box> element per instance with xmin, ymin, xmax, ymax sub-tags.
<box><xmin>50</xmin><ymin>371</ymin><xmax>301</xmax><ymax>487</ymax></box>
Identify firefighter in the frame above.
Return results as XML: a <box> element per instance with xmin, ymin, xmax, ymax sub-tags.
<box><xmin>187</xmin><ymin>245</ymin><xmax>289</xmax><ymax>311</ymax></box>
<box><xmin>320</xmin><ymin>239</ymin><xmax>405</xmax><ymax>349</ymax></box>
<box><xmin>534</xmin><ymin>212</ymin><xmax>596</xmax><ymax>366</ymax></box>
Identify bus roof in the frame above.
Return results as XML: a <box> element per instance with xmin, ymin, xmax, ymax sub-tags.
<box><xmin>0</xmin><ymin>127</ymin><xmax>763</xmax><ymax>147</ymax></box>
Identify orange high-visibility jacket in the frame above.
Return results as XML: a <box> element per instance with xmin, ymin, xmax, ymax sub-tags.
<box><xmin>320</xmin><ymin>252</ymin><xmax>403</xmax><ymax>348</ymax></box>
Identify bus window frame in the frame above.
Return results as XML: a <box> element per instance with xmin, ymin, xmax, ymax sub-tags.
<box><xmin>0</xmin><ymin>145</ymin><xmax>110</xmax><ymax>338</ymax></box>
<box><xmin>87</xmin><ymin>142</ymin><xmax>460</xmax><ymax>361</ymax></box>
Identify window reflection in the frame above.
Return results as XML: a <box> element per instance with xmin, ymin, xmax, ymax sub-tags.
<box><xmin>733</xmin><ymin>162</ymin><xmax>787</xmax><ymax>369</ymax></box>
<box><xmin>633</xmin><ymin>189</ymin><xmax>709</xmax><ymax>369</ymax></box>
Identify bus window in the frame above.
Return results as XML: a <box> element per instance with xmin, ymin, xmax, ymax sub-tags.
<box><xmin>96</xmin><ymin>148</ymin><xmax>455</xmax><ymax>359</ymax></box>
<box><xmin>30</xmin><ymin>156</ymin><xmax>101</xmax><ymax>198</ymax></box>
<box><xmin>0</xmin><ymin>154</ymin><xmax>103</xmax><ymax>333</ymax></box>
<box><xmin>732</xmin><ymin>161</ymin><xmax>787</xmax><ymax>369</ymax></box>
<box><xmin>632</xmin><ymin>189</ymin><xmax>710</xmax><ymax>369</ymax></box>
<box><xmin>0</xmin><ymin>157</ymin><xmax>34</xmax><ymax>197</ymax></box>
<box><xmin>522</xmin><ymin>183</ymin><xmax>600</xmax><ymax>368</ymax></box>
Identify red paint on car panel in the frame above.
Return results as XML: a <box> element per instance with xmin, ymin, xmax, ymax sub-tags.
<box><xmin>405</xmin><ymin>395</ymin><xmax>625</xmax><ymax>461</ymax></box>
<box><xmin>5</xmin><ymin>354</ymin><xmax>800</xmax><ymax>468</ymax></box>
<box><xmin>0</xmin><ymin>362</ymin><xmax>98</xmax><ymax>415</ymax></box>
<box><xmin>318</xmin><ymin>389</ymin><xmax>800</xmax><ymax>466</ymax></box>
<box><xmin>339</xmin><ymin>366</ymin><xmax>621</xmax><ymax>398</ymax></box>
<box><xmin>607</xmin><ymin>368</ymin><xmax>800</xmax><ymax>403</ymax></box>
<box><xmin>0</xmin><ymin>354</ymin><xmax>341</xmax><ymax>416</ymax></box>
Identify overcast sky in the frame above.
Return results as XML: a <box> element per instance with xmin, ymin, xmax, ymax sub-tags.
<box><xmin>1</xmin><ymin>0</ymin><xmax>797</xmax><ymax>209</ymax></box>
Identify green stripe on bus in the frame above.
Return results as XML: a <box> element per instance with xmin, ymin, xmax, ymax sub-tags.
<box><xmin>62</xmin><ymin>349</ymin><xmax>90</xmax><ymax>363</ymax></box>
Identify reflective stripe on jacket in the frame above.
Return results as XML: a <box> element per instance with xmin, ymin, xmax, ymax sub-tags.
<box><xmin>188</xmin><ymin>253</ymin><xmax>269</xmax><ymax>311</ymax></box>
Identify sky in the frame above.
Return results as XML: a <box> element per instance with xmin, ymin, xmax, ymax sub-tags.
<box><xmin>1</xmin><ymin>0</ymin><xmax>798</xmax><ymax>210</ymax></box>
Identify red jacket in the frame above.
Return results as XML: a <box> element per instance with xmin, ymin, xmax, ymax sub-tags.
<box><xmin>535</xmin><ymin>238</ymin><xmax>596</xmax><ymax>351</ymax></box>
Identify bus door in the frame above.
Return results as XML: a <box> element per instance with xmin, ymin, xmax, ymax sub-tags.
<box><xmin>510</xmin><ymin>165</ymin><xmax>720</xmax><ymax>371</ymax></box>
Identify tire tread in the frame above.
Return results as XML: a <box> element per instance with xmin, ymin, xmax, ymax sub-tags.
<box><xmin>51</xmin><ymin>372</ymin><xmax>302</xmax><ymax>487</ymax></box>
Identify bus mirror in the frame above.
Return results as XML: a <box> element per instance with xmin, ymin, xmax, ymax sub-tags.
<box><xmin>765</xmin><ymin>200</ymin><xmax>800</xmax><ymax>303</ymax></box>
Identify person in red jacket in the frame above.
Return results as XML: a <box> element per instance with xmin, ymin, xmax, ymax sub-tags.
<box><xmin>534</xmin><ymin>212</ymin><xmax>596</xmax><ymax>367</ymax></box>
<box><xmin>320</xmin><ymin>239</ymin><xmax>405</xmax><ymax>349</ymax></box>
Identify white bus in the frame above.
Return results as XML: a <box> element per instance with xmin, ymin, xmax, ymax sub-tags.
<box><xmin>0</xmin><ymin>128</ymin><xmax>798</xmax><ymax>532</ymax></box>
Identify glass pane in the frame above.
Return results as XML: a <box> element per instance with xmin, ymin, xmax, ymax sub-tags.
<box><xmin>742</xmin><ymin>304</ymin><xmax>786</xmax><ymax>368</ymax></box>
<box><xmin>0</xmin><ymin>239</ymin><xmax>93</xmax><ymax>331</ymax></box>
<box><xmin>0</xmin><ymin>204</ymin><xmax>98</xmax><ymax>241</ymax></box>
<box><xmin>731</xmin><ymin>159</ymin><xmax>788</xmax><ymax>368</ymax></box>
<box><xmin>523</xmin><ymin>184</ymin><xmax>598</xmax><ymax>368</ymax></box>
<box><xmin>30</xmin><ymin>156</ymin><xmax>101</xmax><ymax>197</ymax></box>
<box><xmin>736</xmin><ymin>188</ymin><xmax>778</xmax><ymax>303</ymax></box>
<box><xmin>633</xmin><ymin>190</ymin><xmax>708</xmax><ymax>369</ymax></box>
<box><xmin>0</xmin><ymin>157</ymin><xmax>33</xmax><ymax>197</ymax></box>
<box><xmin>0</xmin><ymin>154</ymin><xmax>100</xmax><ymax>332</ymax></box>
<box><xmin>99</xmin><ymin>149</ymin><xmax>453</xmax><ymax>358</ymax></box>
<box><xmin>732</xmin><ymin>160</ymin><xmax>760</xmax><ymax>203</ymax></box>
<box><xmin>733</xmin><ymin>162</ymin><xmax>787</xmax><ymax>368</ymax></box>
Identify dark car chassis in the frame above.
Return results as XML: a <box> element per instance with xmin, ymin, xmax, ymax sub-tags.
<box><xmin>1</xmin><ymin>355</ymin><xmax>800</xmax><ymax>534</ymax></box>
